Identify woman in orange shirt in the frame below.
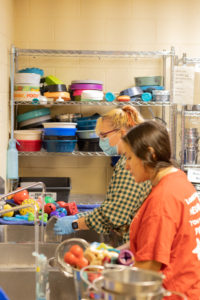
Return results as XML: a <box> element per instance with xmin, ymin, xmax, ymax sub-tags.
<box><xmin>122</xmin><ymin>120</ymin><xmax>200</xmax><ymax>299</ymax></box>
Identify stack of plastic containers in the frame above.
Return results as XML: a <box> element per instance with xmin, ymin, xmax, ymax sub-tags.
<box><xmin>14</xmin><ymin>68</ymin><xmax>43</xmax><ymax>102</ymax></box>
<box><xmin>69</xmin><ymin>80</ymin><xmax>104</xmax><ymax>101</ymax></box>
<box><xmin>17</xmin><ymin>108</ymin><xmax>52</xmax><ymax>129</ymax></box>
<box><xmin>42</xmin><ymin>123</ymin><xmax>77</xmax><ymax>152</ymax></box>
<box><xmin>42</xmin><ymin>75</ymin><xmax>71</xmax><ymax>101</ymax></box>
<box><xmin>76</xmin><ymin>114</ymin><xmax>102</xmax><ymax>151</ymax></box>
<box><xmin>14</xmin><ymin>130</ymin><xmax>43</xmax><ymax>152</ymax></box>
<box><xmin>133</xmin><ymin>76</ymin><xmax>169</xmax><ymax>103</ymax></box>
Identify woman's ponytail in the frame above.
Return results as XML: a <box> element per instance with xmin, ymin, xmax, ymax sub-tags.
<box><xmin>122</xmin><ymin>105</ymin><xmax>144</xmax><ymax>127</ymax></box>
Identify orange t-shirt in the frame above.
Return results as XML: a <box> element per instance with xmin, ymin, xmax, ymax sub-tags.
<box><xmin>130</xmin><ymin>170</ymin><xmax>200</xmax><ymax>299</ymax></box>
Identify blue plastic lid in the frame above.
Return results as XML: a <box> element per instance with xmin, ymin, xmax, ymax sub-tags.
<box><xmin>18</xmin><ymin>68</ymin><xmax>44</xmax><ymax>76</ymax></box>
<box><xmin>141</xmin><ymin>92</ymin><xmax>152</xmax><ymax>102</ymax></box>
<box><xmin>105</xmin><ymin>92</ymin><xmax>116</xmax><ymax>102</ymax></box>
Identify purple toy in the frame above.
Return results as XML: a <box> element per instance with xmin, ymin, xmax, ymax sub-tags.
<box><xmin>50</xmin><ymin>211</ymin><xmax>60</xmax><ymax>218</ymax></box>
<box><xmin>59</xmin><ymin>212</ymin><xmax>66</xmax><ymax>218</ymax></box>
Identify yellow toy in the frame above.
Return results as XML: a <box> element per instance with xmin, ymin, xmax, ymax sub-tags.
<box><xmin>2</xmin><ymin>204</ymin><xmax>14</xmax><ymax>217</ymax></box>
<box><xmin>20</xmin><ymin>199</ymin><xmax>40</xmax><ymax>215</ymax></box>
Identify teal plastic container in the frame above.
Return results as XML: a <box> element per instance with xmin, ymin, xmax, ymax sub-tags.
<box><xmin>17</xmin><ymin>108</ymin><xmax>50</xmax><ymax>123</ymax></box>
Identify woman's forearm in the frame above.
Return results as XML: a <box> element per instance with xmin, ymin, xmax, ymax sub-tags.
<box><xmin>116</xmin><ymin>241</ymin><xmax>130</xmax><ymax>251</ymax></box>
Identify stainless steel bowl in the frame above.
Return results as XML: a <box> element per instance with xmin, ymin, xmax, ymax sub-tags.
<box><xmin>102</xmin><ymin>267</ymin><xmax>164</xmax><ymax>295</ymax></box>
<box><xmin>56</xmin><ymin>113</ymin><xmax>82</xmax><ymax>122</ymax></box>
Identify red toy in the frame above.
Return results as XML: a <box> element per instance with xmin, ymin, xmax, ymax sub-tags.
<box><xmin>64</xmin><ymin>202</ymin><xmax>78</xmax><ymax>215</ymax></box>
<box><xmin>13</xmin><ymin>188</ymin><xmax>29</xmax><ymax>205</ymax></box>
<box><xmin>44</xmin><ymin>203</ymin><xmax>56</xmax><ymax>215</ymax></box>
<box><xmin>57</xmin><ymin>201</ymin><xmax>67</xmax><ymax>208</ymax></box>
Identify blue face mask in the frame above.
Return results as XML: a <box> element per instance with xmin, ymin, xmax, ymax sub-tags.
<box><xmin>99</xmin><ymin>137</ymin><xmax>118</xmax><ymax>156</ymax></box>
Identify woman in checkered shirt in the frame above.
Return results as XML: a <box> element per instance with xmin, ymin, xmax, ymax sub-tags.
<box><xmin>54</xmin><ymin>105</ymin><xmax>152</xmax><ymax>244</ymax></box>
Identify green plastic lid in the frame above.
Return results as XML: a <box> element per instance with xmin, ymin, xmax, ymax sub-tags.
<box><xmin>45</xmin><ymin>75</ymin><xmax>64</xmax><ymax>85</ymax></box>
<box><xmin>17</xmin><ymin>108</ymin><xmax>50</xmax><ymax>123</ymax></box>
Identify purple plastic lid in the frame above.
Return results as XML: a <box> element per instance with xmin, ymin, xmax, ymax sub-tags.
<box><xmin>70</xmin><ymin>83</ymin><xmax>103</xmax><ymax>91</ymax></box>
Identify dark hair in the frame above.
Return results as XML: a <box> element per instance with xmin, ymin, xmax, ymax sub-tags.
<box><xmin>123</xmin><ymin>120</ymin><xmax>174</xmax><ymax>171</ymax></box>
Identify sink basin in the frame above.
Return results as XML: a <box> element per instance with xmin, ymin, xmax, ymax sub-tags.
<box><xmin>0</xmin><ymin>225</ymin><xmax>40</xmax><ymax>243</ymax></box>
<box><xmin>0</xmin><ymin>242</ymin><xmax>58</xmax><ymax>267</ymax></box>
<box><xmin>0</xmin><ymin>268</ymin><xmax>76</xmax><ymax>300</ymax></box>
<box><xmin>0</xmin><ymin>242</ymin><xmax>79</xmax><ymax>299</ymax></box>
<box><xmin>0</xmin><ymin>223</ymin><xmax>121</xmax><ymax>300</ymax></box>
<box><xmin>0</xmin><ymin>224</ymin><xmax>109</xmax><ymax>244</ymax></box>
<box><xmin>0</xmin><ymin>225</ymin><xmax>121</xmax><ymax>299</ymax></box>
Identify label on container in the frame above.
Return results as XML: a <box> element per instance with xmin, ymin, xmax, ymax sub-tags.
<box><xmin>29</xmin><ymin>192</ymin><xmax>57</xmax><ymax>201</ymax></box>
<box><xmin>187</xmin><ymin>168</ymin><xmax>200</xmax><ymax>183</ymax></box>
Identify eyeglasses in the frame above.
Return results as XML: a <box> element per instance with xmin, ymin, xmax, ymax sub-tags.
<box><xmin>99</xmin><ymin>129</ymin><xmax>120</xmax><ymax>139</ymax></box>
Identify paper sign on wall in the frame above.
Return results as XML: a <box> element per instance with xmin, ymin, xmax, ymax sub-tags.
<box><xmin>187</xmin><ymin>168</ymin><xmax>200</xmax><ymax>183</ymax></box>
<box><xmin>174</xmin><ymin>66</ymin><xmax>195</xmax><ymax>104</ymax></box>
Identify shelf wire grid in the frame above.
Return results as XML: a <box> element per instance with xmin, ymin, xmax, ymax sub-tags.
<box><xmin>13</xmin><ymin>100</ymin><xmax>172</xmax><ymax>107</ymax></box>
<box><xmin>15</xmin><ymin>48</ymin><xmax>173</xmax><ymax>58</ymax></box>
<box><xmin>18</xmin><ymin>151</ymin><xmax>110</xmax><ymax>157</ymax></box>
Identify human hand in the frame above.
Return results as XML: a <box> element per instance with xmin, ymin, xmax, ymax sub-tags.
<box><xmin>54</xmin><ymin>215</ymin><xmax>78</xmax><ymax>235</ymax></box>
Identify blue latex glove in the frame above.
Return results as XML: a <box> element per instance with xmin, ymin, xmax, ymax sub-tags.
<box><xmin>54</xmin><ymin>215</ymin><xmax>78</xmax><ymax>235</ymax></box>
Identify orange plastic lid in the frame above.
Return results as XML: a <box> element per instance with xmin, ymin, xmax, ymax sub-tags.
<box><xmin>44</xmin><ymin>91</ymin><xmax>71</xmax><ymax>100</ymax></box>
<box><xmin>117</xmin><ymin>95</ymin><xmax>130</xmax><ymax>102</ymax></box>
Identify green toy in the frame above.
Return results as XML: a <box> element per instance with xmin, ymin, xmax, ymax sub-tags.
<box><xmin>39</xmin><ymin>213</ymin><xmax>48</xmax><ymax>223</ymax></box>
<box><xmin>45</xmin><ymin>196</ymin><xmax>55</xmax><ymax>204</ymax></box>
<box><xmin>28</xmin><ymin>212</ymin><xmax>35</xmax><ymax>222</ymax></box>
<box><xmin>28</xmin><ymin>212</ymin><xmax>48</xmax><ymax>222</ymax></box>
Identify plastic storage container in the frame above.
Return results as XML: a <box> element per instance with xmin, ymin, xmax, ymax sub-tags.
<box><xmin>43</xmin><ymin>140</ymin><xmax>77</xmax><ymax>152</ymax></box>
<box><xmin>19</xmin><ymin>177</ymin><xmax>71</xmax><ymax>202</ymax></box>
<box><xmin>77</xmin><ymin>138</ymin><xmax>102</xmax><ymax>152</ymax></box>
<box><xmin>44</xmin><ymin>128</ymin><xmax>77</xmax><ymax>136</ymax></box>
<box><xmin>152</xmin><ymin>90</ymin><xmax>170</xmax><ymax>102</ymax></box>
<box><xmin>16</xmin><ymin>140</ymin><xmax>42</xmax><ymax>152</ymax></box>
<box><xmin>77</xmin><ymin>114</ymin><xmax>100</xmax><ymax>121</ymax></box>
<box><xmin>77</xmin><ymin>119</ymin><xmax>97</xmax><ymax>130</ymax></box>
<box><xmin>135</xmin><ymin>76</ymin><xmax>163</xmax><ymax>86</ymax></box>
<box><xmin>14</xmin><ymin>130</ymin><xmax>43</xmax><ymax>140</ymax></box>
<box><xmin>42</xmin><ymin>122</ymin><xmax>77</xmax><ymax>129</ymax></box>
<box><xmin>18</xmin><ymin>115</ymin><xmax>52</xmax><ymax>129</ymax></box>
<box><xmin>43</xmin><ymin>135</ymin><xmax>77</xmax><ymax>141</ymax></box>
<box><xmin>76</xmin><ymin>130</ymin><xmax>98</xmax><ymax>139</ymax></box>
<box><xmin>17</xmin><ymin>108</ymin><xmax>50</xmax><ymax>123</ymax></box>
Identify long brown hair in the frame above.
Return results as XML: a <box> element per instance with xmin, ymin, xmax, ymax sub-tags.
<box><xmin>123</xmin><ymin>120</ymin><xmax>174</xmax><ymax>171</ymax></box>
